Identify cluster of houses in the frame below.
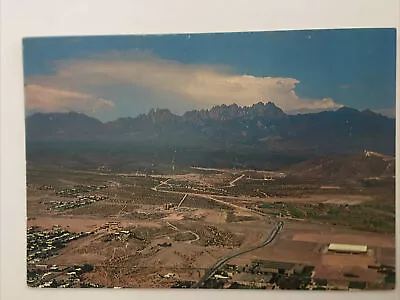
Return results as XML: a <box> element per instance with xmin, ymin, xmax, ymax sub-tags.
<box><xmin>38</xmin><ymin>185</ymin><xmax>54</xmax><ymax>190</ymax></box>
<box><xmin>201</xmin><ymin>261</ymin><xmax>309</xmax><ymax>289</ymax></box>
<box><xmin>48</xmin><ymin>194</ymin><xmax>108</xmax><ymax>211</ymax></box>
<box><xmin>159</xmin><ymin>181</ymin><xmax>227</xmax><ymax>195</ymax></box>
<box><xmin>193</xmin><ymin>260</ymin><xmax>321</xmax><ymax>289</ymax></box>
<box><xmin>42</xmin><ymin>185</ymin><xmax>109</xmax><ymax>212</ymax></box>
<box><xmin>27</xmin><ymin>226</ymin><xmax>91</xmax><ymax>264</ymax></box>
<box><xmin>55</xmin><ymin>185</ymin><xmax>108</xmax><ymax>197</ymax></box>
<box><xmin>102</xmin><ymin>230</ymin><xmax>145</xmax><ymax>242</ymax></box>
<box><xmin>196</xmin><ymin>247</ymin><xmax>395</xmax><ymax>290</ymax></box>
<box><xmin>27</xmin><ymin>263</ymin><xmax>99</xmax><ymax>288</ymax></box>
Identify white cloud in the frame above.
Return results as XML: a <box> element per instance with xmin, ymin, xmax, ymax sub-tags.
<box><xmin>286</xmin><ymin>98</ymin><xmax>343</xmax><ymax>114</ymax></box>
<box><xmin>25</xmin><ymin>84</ymin><xmax>114</xmax><ymax>113</ymax></box>
<box><xmin>25</xmin><ymin>51</ymin><xmax>342</xmax><ymax>115</ymax></box>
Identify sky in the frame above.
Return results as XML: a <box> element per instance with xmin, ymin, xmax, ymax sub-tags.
<box><xmin>23</xmin><ymin>28</ymin><xmax>396</xmax><ymax>121</ymax></box>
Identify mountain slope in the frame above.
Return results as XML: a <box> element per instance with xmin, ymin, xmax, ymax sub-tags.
<box><xmin>25</xmin><ymin>111</ymin><xmax>104</xmax><ymax>141</ymax></box>
<box><xmin>287</xmin><ymin>150</ymin><xmax>395</xmax><ymax>182</ymax></box>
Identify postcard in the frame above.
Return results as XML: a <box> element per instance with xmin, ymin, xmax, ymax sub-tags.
<box><xmin>23</xmin><ymin>28</ymin><xmax>396</xmax><ymax>290</ymax></box>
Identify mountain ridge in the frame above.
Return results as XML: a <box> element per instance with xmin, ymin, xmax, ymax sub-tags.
<box><xmin>25</xmin><ymin>102</ymin><xmax>395</xmax><ymax>156</ymax></box>
<box><xmin>26</xmin><ymin>102</ymin><xmax>394</xmax><ymax>125</ymax></box>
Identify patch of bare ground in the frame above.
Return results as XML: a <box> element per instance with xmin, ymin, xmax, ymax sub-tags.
<box><xmin>374</xmin><ymin>247</ymin><xmax>396</xmax><ymax>267</ymax></box>
<box><xmin>182</xmin><ymin>195</ymin><xmax>229</xmax><ymax>209</ymax></box>
<box><xmin>138</xmin><ymin>243</ymin><xmax>232</xmax><ymax>272</ymax></box>
<box><xmin>45</xmin><ymin>252</ymin><xmax>108</xmax><ymax>266</ymax></box>
<box><xmin>173</xmin><ymin>231</ymin><xmax>198</xmax><ymax>242</ymax></box>
<box><xmin>203</xmin><ymin>210</ymin><xmax>228</xmax><ymax>224</ymax></box>
<box><xmin>64</xmin><ymin>202</ymin><xmax>127</xmax><ymax>217</ymax></box>
<box><xmin>258</xmin><ymin>194</ymin><xmax>372</xmax><ymax>204</ymax></box>
<box><xmin>44</xmin><ymin>231</ymin><xmax>149</xmax><ymax>266</ymax></box>
<box><xmin>162</xmin><ymin>213</ymin><xmax>185</xmax><ymax>221</ymax></box>
<box><xmin>313</xmin><ymin>265</ymin><xmax>385</xmax><ymax>283</ymax></box>
<box><xmin>82</xmin><ymin>266</ymin><xmax>140</xmax><ymax>288</ymax></box>
<box><xmin>81</xmin><ymin>242</ymin><xmax>230</xmax><ymax>288</ymax></box>
<box><xmin>231</xmin><ymin>238</ymin><xmax>322</xmax><ymax>267</ymax></box>
<box><xmin>321</xmin><ymin>253</ymin><xmax>375</xmax><ymax>267</ymax></box>
<box><xmin>226</xmin><ymin>211</ymin><xmax>258</xmax><ymax>223</ymax></box>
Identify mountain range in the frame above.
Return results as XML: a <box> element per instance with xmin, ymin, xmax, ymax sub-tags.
<box><xmin>25</xmin><ymin>102</ymin><xmax>395</xmax><ymax>156</ymax></box>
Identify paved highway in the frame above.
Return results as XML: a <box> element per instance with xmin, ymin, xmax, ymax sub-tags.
<box><xmin>193</xmin><ymin>221</ymin><xmax>283</xmax><ymax>288</ymax></box>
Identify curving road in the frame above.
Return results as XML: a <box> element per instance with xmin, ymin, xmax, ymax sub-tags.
<box><xmin>193</xmin><ymin>221</ymin><xmax>283</xmax><ymax>288</ymax></box>
<box><xmin>164</xmin><ymin>221</ymin><xmax>201</xmax><ymax>244</ymax></box>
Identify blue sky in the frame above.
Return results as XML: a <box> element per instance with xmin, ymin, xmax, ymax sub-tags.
<box><xmin>23</xmin><ymin>28</ymin><xmax>396</xmax><ymax>121</ymax></box>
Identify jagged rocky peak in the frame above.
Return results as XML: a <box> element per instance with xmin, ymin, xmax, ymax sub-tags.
<box><xmin>249</xmin><ymin>101</ymin><xmax>286</xmax><ymax>118</ymax></box>
<box><xmin>185</xmin><ymin>101</ymin><xmax>287</xmax><ymax>121</ymax></box>
<box><xmin>147</xmin><ymin>108</ymin><xmax>178</xmax><ymax>123</ymax></box>
<box><xmin>148</xmin><ymin>107</ymin><xmax>173</xmax><ymax>116</ymax></box>
<box><xmin>208</xmin><ymin>103</ymin><xmax>243</xmax><ymax>120</ymax></box>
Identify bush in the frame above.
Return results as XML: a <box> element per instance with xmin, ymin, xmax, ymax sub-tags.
<box><xmin>81</xmin><ymin>264</ymin><xmax>94</xmax><ymax>273</ymax></box>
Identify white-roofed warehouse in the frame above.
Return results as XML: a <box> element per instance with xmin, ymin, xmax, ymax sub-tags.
<box><xmin>328</xmin><ymin>243</ymin><xmax>368</xmax><ymax>254</ymax></box>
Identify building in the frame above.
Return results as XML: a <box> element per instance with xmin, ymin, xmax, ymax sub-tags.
<box><xmin>253</xmin><ymin>260</ymin><xmax>296</xmax><ymax>275</ymax></box>
<box><xmin>328</xmin><ymin>243</ymin><xmax>367</xmax><ymax>254</ymax></box>
<box><xmin>348</xmin><ymin>281</ymin><xmax>367</xmax><ymax>290</ymax></box>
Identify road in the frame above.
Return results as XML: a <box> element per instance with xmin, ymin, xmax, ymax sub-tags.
<box><xmin>193</xmin><ymin>221</ymin><xmax>283</xmax><ymax>288</ymax></box>
<box><xmin>227</xmin><ymin>174</ymin><xmax>245</xmax><ymax>187</ymax></box>
<box><xmin>151</xmin><ymin>181</ymin><xmax>267</xmax><ymax>217</ymax></box>
<box><xmin>177</xmin><ymin>193</ymin><xmax>188</xmax><ymax>208</ymax></box>
<box><xmin>204</xmin><ymin>195</ymin><xmax>267</xmax><ymax>217</ymax></box>
<box><xmin>152</xmin><ymin>179</ymin><xmax>171</xmax><ymax>191</ymax></box>
<box><xmin>164</xmin><ymin>221</ymin><xmax>200</xmax><ymax>243</ymax></box>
